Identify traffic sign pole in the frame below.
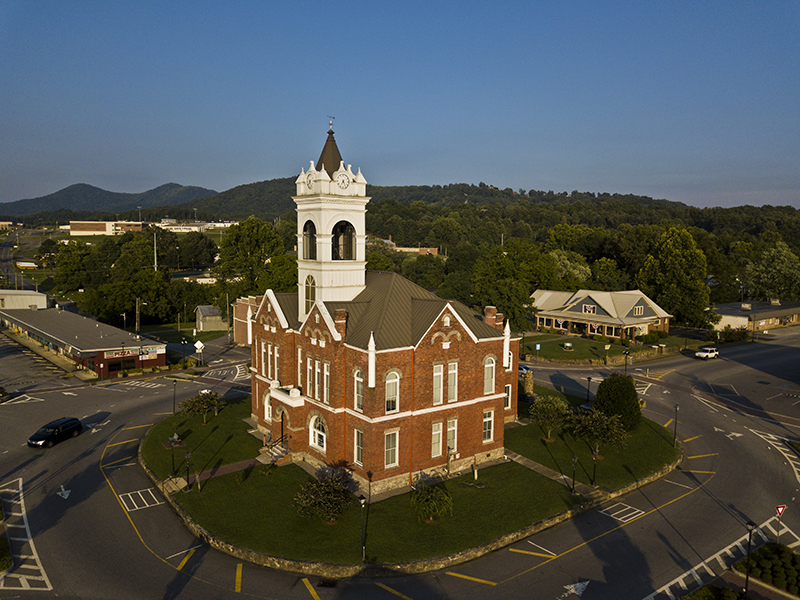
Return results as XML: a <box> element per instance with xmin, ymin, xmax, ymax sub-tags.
<box><xmin>776</xmin><ymin>505</ymin><xmax>787</xmax><ymax>545</ymax></box>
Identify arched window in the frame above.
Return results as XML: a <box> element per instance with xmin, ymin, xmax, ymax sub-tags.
<box><xmin>264</xmin><ymin>394</ymin><xmax>272</xmax><ymax>421</ymax></box>
<box><xmin>310</xmin><ymin>415</ymin><xmax>326</xmax><ymax>451</ymax></box>
<box><xmin>331</xmin><ymin>221</ymin><xmax>356</xmax><ymax>260</ymax></box>
<box><xmin>483</xmin><ymin>356</ymin><xmax>496</xmax><ymax>395</ymax></box>
<box><xmin>385</xmin><ymin>371</ymin><xmax>400</xmax><ymax>413</ymax></box>
<box><xmin>354</xmin><ymin>369</ymin><xmax>364</xmax><ymax>411</ymax></box>
<box><xmin>305</xmin><ymin>275</ymin><xmax>316</xmax><ymax>314</ymax></box>
<box><xmin>303</xmin><ymin>221</ymin><xmax>317</xmax><ymax>260</ymax></box>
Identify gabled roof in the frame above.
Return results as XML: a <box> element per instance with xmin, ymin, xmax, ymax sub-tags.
<box><xmin>316</xmin><ymin>128</ymin><xmax>343</xmax><ymax>177</ymax></box>
<box><xmin>532</xmin><ymin>289</ymin><xmax>672</xmax><ymax>326</ymax></box>
<box><xmin>275</xmin><ymin>271</ymin><xmax>503</xmax><ymax>351</ymax></box>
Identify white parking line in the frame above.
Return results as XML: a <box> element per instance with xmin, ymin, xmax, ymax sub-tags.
<box><xmin>0</xmin><ymin>478</ymin><xmax>52</xmax><ymax>591</ymax></box>
<box><xmin>600</xmin><ymin>502</ymin><xmax>645</xmax><ymax>523</ymax></box>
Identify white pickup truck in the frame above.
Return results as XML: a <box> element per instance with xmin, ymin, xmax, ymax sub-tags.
<box><xmin>695</xmin><ymin>347</ymin><xmax>719</xmax><ymax>359</ymax></box>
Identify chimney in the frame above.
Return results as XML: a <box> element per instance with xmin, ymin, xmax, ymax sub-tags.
<box><xmin>334</xmin><ymin>309</ymin><xmax>348</xmax><ymax>337</ymax></box>
<box><xmin>495</xmin><ymin>312</ymin><xmax>504</xmax><ymax>329</ymax></box>
<box><xmin>484</xmin><ymin>306</ymin><xmax>497</xmax><ymax>328</ymax></box>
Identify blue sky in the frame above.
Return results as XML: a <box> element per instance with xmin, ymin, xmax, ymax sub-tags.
<box><xmin>1</xmin><ymin>1</ymin><xmax>798</xmax><ymax>208</ymax></box>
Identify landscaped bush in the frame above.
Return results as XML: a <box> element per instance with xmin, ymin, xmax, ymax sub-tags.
<box><xmin>733</xmin><ymin>542</ymin><xmax>800</xmax><ymax>595</ymax></box>
<box><xmin>411</xmin><ymin>480</ymin><xmax>453</xmax><ymax>523</ymax></box>
<box><xmin>593</xmin><ymin>374</ymin><xmax>641</xmax><ymax>431</ymax></box>
<box><xmin>293</xmin><ymin>470</ymin><xmax>353</xmax><ymax>523</ymax></box>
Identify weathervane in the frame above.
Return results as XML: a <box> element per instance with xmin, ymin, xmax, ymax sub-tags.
<box><xmin>328</xmin><ymin>115</ymin><xmax>335</xmax><ymax>130</ymax></box>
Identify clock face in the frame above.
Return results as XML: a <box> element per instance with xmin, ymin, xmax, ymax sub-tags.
<box><xmin>306</xmin><ymin>173</ymin><xmax>314</xmax><ymax>190</ymax></box>
<box><xmin>336</xmin><ymin>173</ymin><xmax>350</xmax><ymax>189</ymax></box>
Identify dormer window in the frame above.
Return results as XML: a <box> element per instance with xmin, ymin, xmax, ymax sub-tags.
<box><xmin>583</xmin><ymin>304</ymin><xmax>596</xmax><ymax>315</ymax></box>
<box><xmin>633</xmin><ymin>305</ymin><xmax>644</xmax><ymax>316</ymax></box>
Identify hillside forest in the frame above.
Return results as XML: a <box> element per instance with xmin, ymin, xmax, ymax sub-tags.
<box><xmin>18</xmin><ymin>181</ymin><xmax>800</xmax><ymax>333</ymax></box>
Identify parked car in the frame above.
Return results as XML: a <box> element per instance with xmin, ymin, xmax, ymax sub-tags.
<box><xmin>27</xmin><ymin>417</ymin><xmax>82</xmax><ymax>448</ymax></box>
<box><xmin>695</xmin><ymin>347</ymin><xmax>719</xmax><ymax>360</ymax></box>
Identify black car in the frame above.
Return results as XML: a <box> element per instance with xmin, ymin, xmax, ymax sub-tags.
<box><xmin>27</xmin><ymin>417</ymin><xmax>82</xmax><ymax>448</ymax></box>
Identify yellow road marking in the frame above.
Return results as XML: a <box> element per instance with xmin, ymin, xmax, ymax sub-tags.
<box><xmin>687</xmin><ymin>453</ymin><xmax>718</xmax><ymax>459</ymax></box>
<box><xmin>376</xmin><ymin>581</ymin><xmax>414</xmax><ymax>599</ymax></box>
<box><xmin>664</xmin><ymin>418</ymin><xmax>674</xmax><ymax>427</ymax></box>
<box><xmin>107</xmin><ymin>438</ymin><xmax>139</xmax><ymax>447</ymax></box>
<box><xmin>302</xmin><ymin>578</ymin><xmax>322</xmax><ymax>600</ymax></box>
<box><xmin>101</xmin><ymin>455</ymin><xmax>136</xmax><ymax>467</ymax></box>
<box><xmin>446</xmin><ymin>572</ymin><xmax>497</xmax><ymax>586</ymax></box>
<box><xmin>177</xmin><ymin>549</ymin><xmax>195</xmax><ymax>570</ymax></box>
<box><xmin>509</xmin><ymin>548</ymin><xmax>556</xmax><ymax>558</ymax></box>
<box><xmin>683</xmin><ymin>435</ymin><xmax>703</xmax><ymax>442</ymax></box>
<box><xmin>500</xmin><ymin>470</ymin><xmax>716</xmax><ymax>584</ymax></box>
<box><xmin>681</xmin><ymin>470</ymin><xmax>716</xmax><ymax>474</ymax></box>
<box><xmin>122</xmin><ymin>423</ymin><xmax>153</xmax><ymax>430</ymax></box>
<box><xmin>235</xmin><ymin>563</ymin><xmax>242</xmax><ymax>592</ymax></box>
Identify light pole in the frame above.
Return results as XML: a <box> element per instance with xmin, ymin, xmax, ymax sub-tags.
<box><xmin>185</xmin><ymin>452</ymin><xmax>191</xmax><ymax>492</ymax></box>
<box><xmin>571</xmin><ymin>455</ymin><xmax>578</xmax><ymax>494</ymax></box>
<box><xmin>592</xmin><ymin>452</ymin><xmax>597</xmax><ymax>487</ymax></box>
<box><xmin>744</xmin><ymin>520</ymin><xmax>757</xmax><ymax>599</ymax></box>
<box><xmin>586</xmin><ymin>377</ymin><xmax>592</xmax><ymax>404</ymax></box>
<box><xmin>359</xmin><ymin>495</ymin><xmax>367</xmax><ymax>562</ymax></box>
<box><xmin>121</xmin><ymin>342</ymin><xmax>126</xmax><ymax>377</ymax></box>
<box><xmin>623</xmin><ymin>350</ymin><xmax>630</xmax><ymax>374</ymax></box>
<box><xmin>181</xmin><ymin>338</ymin><xmax>187</xmax><ymax>367</ymax></box>
<box><xmin>121</xmin><ymin>313</ymin><xmax>126</xmax><ymax>331</ymax></box>
<box><xmin>673</xmin><ymin>404</ymin><xmax>680</xmax><ymax>448</ymax></box>
<box><xmin>173</xmin><ymin>379</ymin><xmax>177</xmax><ymax>414</ymax></box>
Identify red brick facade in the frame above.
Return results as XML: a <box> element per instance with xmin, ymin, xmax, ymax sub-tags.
<box><xmin>249</xmin><ymin>296</ymin><xmax>518</xmax><ymax>495</ymax></box>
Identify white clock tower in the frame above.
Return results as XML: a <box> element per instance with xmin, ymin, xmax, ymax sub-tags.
<box><xmin>294</xmin><ymin>127</ymin><xmax>369</xmax><ymax>321</ymax></box>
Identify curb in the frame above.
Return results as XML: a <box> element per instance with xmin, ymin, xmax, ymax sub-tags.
<box><xmin>137</xmin><ymin>424</ymin><xmax>683</xmax><ymax>578</ymax></box>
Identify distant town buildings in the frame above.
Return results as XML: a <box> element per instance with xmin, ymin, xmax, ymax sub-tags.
<box><xmin>69</xmin><ymin>221</ymin><xmax>145</xmax><ymax>236</ymax></box>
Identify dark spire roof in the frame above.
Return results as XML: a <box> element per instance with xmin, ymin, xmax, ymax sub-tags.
<box><xmin>317</xmin><ymin>128</ymin><xmax>343</xmax><ymax>177</ymax></box>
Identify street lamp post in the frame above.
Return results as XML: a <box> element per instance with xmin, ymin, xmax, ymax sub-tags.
<box><xmin>185</xmin><ymin>452</ymin><xmax>191</xmax><ymax>492</ymax></box>
<box><xmin>181</xmin><ymin>338</ymin><xmax>187</xmax><ymax>368</ymax></box>
<box><xmin>623</xmin><ymin>350</ymin><xmax>630</xmax><ymax>374</ymax></box>
<box><xmin>592</xmin><ymin>453</ymin><xmax>597</xmax><ymax>487</ymax></box>
<box><xmin>173</xmin><ymin>379</ymin><xmax>177</xmax><ymax>414</ymax></box>
<box><xmin>673</xmin><ymin>404</ymin><xmax>680</xmax><ymax>448</ymax></box>
<box><xmin>121</xmin><ymin>313</ymin><xmax>126</xmax><ymax>331</ymax></box>
<box><xmin>571</xmin><ymin>455</ymin><xmax>578</xmax><ymax>494</ymax></box>
<box><xmin>359</xmin><ymin>495</ymin><xmax>367</xmax><ymax>562</ymax></box>
<box><xmin>744</xmin><ymin>520</ymin><xmax>757</xmax><ymax>599</ymax></box>
<box><xmin>121</xmin><ymin>342</ymin><xmax>126</xmax><ymax>377</ymax></box>
<box><xmin>586</xmin><ymin>377</ymin><xmax>592</xmax><ymax>404</ymax></box>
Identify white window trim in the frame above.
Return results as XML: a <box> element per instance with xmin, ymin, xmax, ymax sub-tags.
<box><xmin>448</xmin><ymin>361</ymin><xmax>458</xmax><ymax>402</ymax></box>
<box><xmin>267</xmin><ymin>342</ymin><xmax>273</xmax><ymax>379</ymax></box>
<box><xmin>323</xmin><ymin>362</ymin><xmax>330</xmax><ymax>404</ymax></box>
<box><xmin>354</xmin><ymin>369</ymin><xmax>364</xmax><ymax>411</ymax></box>
<box><xmin>354</xmin><ymin>428</ymin><xmax>363</xmax><ymax>466</ymax></box>
<box><xmin>432</xmin><ymin>421</ymin><xmax>443</xmax><ymax>458</ymax></box>
<box><xmin>504</xmin><ymin>384</ymin><xmax>512</xmax><ymax>409</ymax></box>
<box><xmin>274</xmin><ymin>345</ymin><xmax>279</xmax><ymax>383</ymax></box>
<box><xmin>310</xmin><ymin>415</ymin><xmax>326</xmax><ymax>452</ymax></box>
<box><xmin>433</xmin><ymin>364</ymin><xmax>443</xmax><ymax>406</ymax></box>
<box><xmin>446</xmin><ymin>418</ymin><xmax>457</xmax><ymax>454</ymax></box>
<box><xmin>484</xmin><ymin>356</ymin><xmax>496</xmax><ymax>395</ymax></box>
<box><xmin>314</xmin><ymin>359</ymin><xmax>321</xmax><ymax>401</ymax></box>
<box><xmin>385</xmin><ymin>430</ymin><xmax>399</xmax><ymax>468</ymax></box>
<box><xmin>483</xmin><ymin>409</ymin><xmax>494</xmax><ymax>442</ymax></box>
<box><xmin>385</xmin><ymin>372</ymin><xmax>400</xmax><ymax>414</ymax></box>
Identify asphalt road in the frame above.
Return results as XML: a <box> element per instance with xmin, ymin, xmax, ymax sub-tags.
<box><xmin>2</xmin><ymin>331</ymin><xmax>800</xmax><ymax>599</ymax></box>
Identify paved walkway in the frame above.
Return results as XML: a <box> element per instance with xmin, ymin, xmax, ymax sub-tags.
<box><xmin>504</xmin><ymin>449</ymin><xmax>600</xmax><ymax>498</ymax></box>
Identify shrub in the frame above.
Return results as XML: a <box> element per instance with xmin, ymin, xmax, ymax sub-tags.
<box><xmin>293</xmin><ymin>470</ymin><xmax>353</xmax><ymax>522</ymax></box>
<box><xmin>528</xmin><ymin>394</ymin><xmax>570</xmax><ymax>440</ymax></box>
<box><xmin>411</xmin><ymin>480</ymin><xmax>453</xmax><ymax>523</ymax></box>
<box><xmin>593</xmin><ymin>374</ymin><xmax>641</xmax><ymax>431</ymax></box>
<box><xmin>179</xmin><ymin>390</ymin><xmax>226</xmax><ymax>424</ymax></box>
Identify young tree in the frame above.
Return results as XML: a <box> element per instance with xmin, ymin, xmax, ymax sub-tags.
<box><xmin>568</xmin><ymin>409</ymin><xmax>626</xmax><ymax>457</ymax></box>
<box><xmin>411</xmin><ymin>480</ymin><xmax>453</xmax><ymax>523</ymax></box>
<box><xmin>179</xmin><ymin>390</ymin><xmax>226</xmax><ymax>425</ymax></box>
<box><xmin>593</xmin><ymin>374</ymin><xmax>641</xmax><ymax>432</ymax></box>
<box><xmin>528</xmin><ymin>394</ymin><xmax>570</xmax><ymax>441</ymax></box>
<box><xmin>293</xmin><ymin>471</ymin><xmax>353</xmax><ymax>523</ymax></box>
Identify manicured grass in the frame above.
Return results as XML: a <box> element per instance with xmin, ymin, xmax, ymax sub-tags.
<box><xmin>141</xmin><ymin>396</ymin><xmax>261</xmax><ymax>480</ymax></box>
<box><xmin>504</xmin><ymin>417</ymin><xmax>679</xmax><ymax>490</ymax></box>
<box><xmin>521</xmin><ymin>334</ymin><xmax>698</xmax><ymax>362</ymax></box>
<box><xmin>138</xmin><ymin>325</ymin><xmax>226</xmax><ymax>345</ymax></box>
<box><xmin>176</xmin><ymin>460</ymin><xmax>580</xmax><ymax>564</ymax></box>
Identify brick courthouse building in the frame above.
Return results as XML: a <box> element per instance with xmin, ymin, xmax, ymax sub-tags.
<box><xmin>242</xmin><ymin>129</ymin><xmax>519</xmax><ymax>495</ymax></box>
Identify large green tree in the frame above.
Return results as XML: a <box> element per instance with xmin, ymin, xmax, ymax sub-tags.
<box><xmin>636</xmin><ymin>227</ymin><xmax>712</xmax><ymax>328</ymax></box>
<box><xmin>593</xmin><ymin>374</ymin><xmax>641</xmax><ymax>432</ymax></box>
<box><xmin>746</xmin><ymin>241</ymin><xmax>800</xmax><ymax>301</ymax></box>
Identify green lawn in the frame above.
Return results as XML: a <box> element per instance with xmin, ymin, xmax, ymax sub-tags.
<box><xmin>141</xmin><ymin>396</ymin><xmax>262</xmax><ymax>480</ymax></box>
<box><xmin>176</xmin><ymin>460</ymin><xmax>580</xmax><ymax>564</ymax></box>
<box><xmin>505</xmin><ymin>417</ymin><xmax>679</xmax><ymax>490</ymax></box>
<box><xmin>520</xmin><ymin>334</ymin><xmax>698</xmax><ymax>362</ymax></box>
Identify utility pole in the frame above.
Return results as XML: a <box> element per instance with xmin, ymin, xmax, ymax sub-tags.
<box><xmin>153</xmin><ymin>232</ymin><xmax>157</xmax><ymax>271</ymax></box>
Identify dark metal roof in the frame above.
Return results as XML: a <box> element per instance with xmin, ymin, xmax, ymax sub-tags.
<box><xmin>0</xmin><ymin>308</ymin><xmax>165</xmax><ymax>358</ymax></box>
<box><xmin>277</xmin><ymin>271</ymin><xmax>504</xmax><ymax>351</ymax></box>
<box><xmin>316</xmin><ymin>128</ymin><xmax>343</xmax><ymax>177</ymax></box>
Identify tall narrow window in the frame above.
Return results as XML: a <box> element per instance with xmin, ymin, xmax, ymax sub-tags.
<box><xmin>274</xmin><ymin>345</ymin><xmax>279</xmax><ymax>382</ymax></box>
<box><xmin>483</xmin><ymin>410</ymin><xmax>494</xmax><ymax>442</ymax></box>
<box><xmin>323</xmin><ymin>362</ymin><xmax>330</xmax><ymax>404</ymax></box>
<box><xmin>264</xmin><ymin>392</ymin><xmax>272</xmax><ymax>421</ymax></box>
<box><xmin>483</xmin><ymin>356</ymin><xmax>496</xmax><ymax>395</ymax></box>
<box><xmin>385</xmin><ymin>372</ymin><xmax>399</xmax><ymax>413</ymax></box>
<box><xmin>260</xmin><ymin>341</ymin><xmax>266</xmax><ymax>377</ymax></box>
<box><xmin>305</xmin><ymin>275</ymin><xmax>316</xmax><ymax>314</ymax></box>
<box><xmin>432</xmin><ymin>422</ymin><xmax>443</xmax><ymax>457</ymax></box>
<box><xmin>331</xmin><ymin>221</ymin><xmax>356</xmax><ymax>260</ymax></box>
<box><xmin>307</xmin><ymin>357</ymin><xmax>313</xmax><ymax>397</ymax></box>
<box><xmin>354</xmin><ymin>429</ymin><xmax>363</xmax><ymax>466</ymax></box>
<box><xmin>303</xmin><ymin>220</ymin><xmax>317</xmax><ymax>260</ymax></box>
<box><xmin>385</xmin><ymin>431</ymin><xmax>398</xmax><ymax>467</ymax></box>
<box><xmin>310</xmin><ymin>416</ymin><xmax>326</xmax><ymax>452</ymax></box>
<box><xmin>432</xmin><ymin>364</ymin><xmax>443</xmax><ymax>405</ymax></box>
<box><xmin>448</xmin><ymin>362</ymin><xmax>458</xmax><ymax>402</ymax></box>
<box><xmin>446</xmin><ymin>418</ymin><xmax>457</xmax><ymax>454</ymax></box>
<box><xmin>267</xmin><ymin>343</ymin><xmax>273</xmax><ymax>379</ymax></box>
<box><xmin>504</xmin><ymin>384</ymin><xmax>512</xmax><ymax>409</ymax></box>
<box><xmin>354</xmin><ymin>369</ymin><xmax>364</xmax><ymax>411</ymax></box>
<box><xmin>297</xmin><ymin>348</ymin><xmax>303</xmax><ymax>390</ymax></box>
<box><xmin>314</xmin><ymin>359</ymin><xmax>321</xmax><ymax>401</ymax></box>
